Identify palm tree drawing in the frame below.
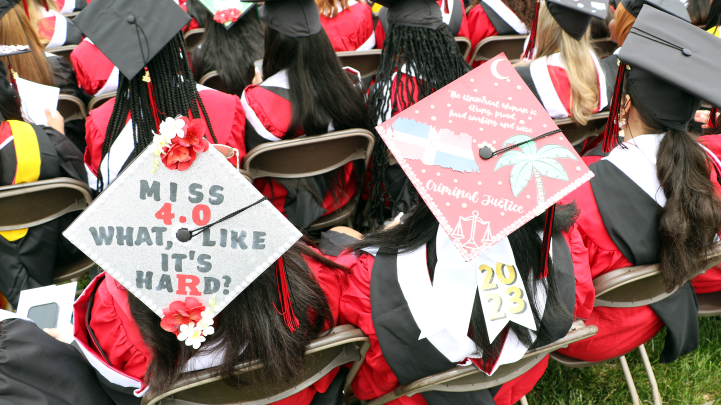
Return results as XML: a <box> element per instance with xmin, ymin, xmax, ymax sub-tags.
<box><xmin>494</xmin><ymin>135</ymin><xmax>577</xmax><ymax>207</ymax></box>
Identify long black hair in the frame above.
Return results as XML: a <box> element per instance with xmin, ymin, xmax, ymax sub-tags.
<box><xmin>129</xmin><ymin>237</ymin><xmax>349</xmax><ymax>393</ymax></box>
<box><xmin>367</xmin><ymin>23</ymin><xmax>470</xmax><ymax>229</ymax></box>
<box><xmin>704</xmin><ymin>0</ymin><xmax>721</xmax><ymax>30</ymax></box>
<box><xmin>353</xmin><ymin>194</ymin><xmax>577</xmax><ymax>359</ymax></box>
<box><xmin>190</xmin><ymin>5</ymin><xmax>264</xmax><ymax>96</ymax></box>
<box><xmin>624</xmin><ymin>81</ymin><xmax>721</xmax><ymax>291</ymax></box>
<box><xmin>261</xmin><ymin>26</ymin><xmax>372</xmax><ymax>219</ymax></box>
<box><xmin>98</xmin><ymin>32</ymin><xmax>216</xmax><ymax>191</ymax></box>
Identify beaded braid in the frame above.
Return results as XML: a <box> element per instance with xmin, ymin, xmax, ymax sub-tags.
<box><xmin>97</xmin><ymin>33</ymin><xmax>217</xmax><ymax>192</ymax></box>
<box><xmin>367</xmin><ymin>24</ymin><xmax>470</xmax><ymax>229</ymax></box>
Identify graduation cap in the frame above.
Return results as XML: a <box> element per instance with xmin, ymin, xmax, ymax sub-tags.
<box><xmin>602</xmin><ymin>5</ymin><xmax>721</xmax><ymax>150</ymax></box>
<box><xmin>373</xmin><ymin>0</ymin><xmax>444</xmax><ymax>29</ymax></box>
<box><xmin>63</xmin><ymin>117</ymin><xmax>304</xmax><ymax>346</ymax></box>
<box><xmin>523</xmin><ymin>0</ymin><xmax>609</xmax><ymax>59</ymax></box>
<box><xmin>0</xmin><ymin>0</ymin><xmax>20</xmax><ymax>19</ymax></box>
<box><xmin>0</xmin><ymin>45</ymin><xmax>31</xmax><ymax>91</ymax></box>
<box><xmin>71</xmin><ymin>0</ymin><xmax>191</xmax><ymax>80</ymax></box>
<box><xmin>247</xmin><ymin>0</ymin><xmax>321</xmax><ymax>38</ymax></box>
<box><xmin>195</xmin><ymin>0</ymin><xmax>256</xmax><ymax>30</ymax></box>
<box><xmin>621</xmin><ymin>0</ymin><xmax>689</xmax><ymax>20</ymax></box>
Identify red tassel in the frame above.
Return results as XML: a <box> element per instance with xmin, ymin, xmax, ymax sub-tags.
<box><xmin>602</xmin><ymin>61</ymin><xmax>626</xmax><ymax>154</ymax></box>
<box><xmin>273</xmin><ymin>256</ymin><xmax>299</xmax><ymax>333</ymax></box>
<box><xmin>7</xmin><ymin>64</ymin><xmax>21</xmax><ymax>110</ymax></box>
<box><xmin>143</xmin><ymin>68</ymin><xmax>161</xmax><ymax>131</ymax></box>
<box><xmin>444</xmin><ymin>0</ymin><xmax>450</xmax><ymax>14</ymax></box>
<box><xmin>522</xmin><ymin>1</ymin><xmax>539</xmax><ymax>60</ymax></box>
<box><xmin>539</xmin><ymin>204</ymin><xmax>555</xmax><ymax>279</ymax></box>
<box><xmin>21</xmin><ymin>0</ymin><xmax>29</xmax><ymax>18</ymax></box>
<box><xmin>43</xmin><ymin>0</ymin><xmax>48</xmax><ymax>10</ymax></box>
<box><xmin>708</xmin><ymin>106</ymin><xmax>719</xmax><ymax>129</ymax></box>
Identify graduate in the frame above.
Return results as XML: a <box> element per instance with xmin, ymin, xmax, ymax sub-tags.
<box><xmin>241</xmin><ymin>0</ymin><xmax>370</xmax><ymax>229</ymax></box>
<box><xmin>316</xmin><ymin>0</ymin><xmax>376</xmax><ymax>51</ymax></box>
<box><xmin>374</xmin><ymin>0</ymin><xmax>471</xmax><ymax>48</ymax></box>
<box><xmin>189</xmin><ymin>1</ymin><xmax>264</xmax><ymax>97</ymax></box>
<box><xmin>466</xmin><ymin>0</ymin><xmax>534</xmax><ymax>66</ymax></box>
<box><xmin>366</xmin><ymin>0</ymin><xmax>471</xmax><ymax>229</ymax></box>
<box><xmin>557</xmin><ymin>6</ymin><xmax>721</xmax><ymax>364</ymax></box>
<box><xmin>0</xmin><ymin>47</ymin><xmax>87</xmax><ymax>307</ymax></box>
<box><xmin>73</xmin><ymin>0</ymin><xmax>246</xmax><ymax>192</ymax></box>
<box><xmin>514</xmin><ymin>0</ymin><xmax>610</xmax><ymax>124</ymax></box>
<box><xmin>23</xmin><ymin>0</ymin><xmax>83</xmax><ymax>48</ymax></box>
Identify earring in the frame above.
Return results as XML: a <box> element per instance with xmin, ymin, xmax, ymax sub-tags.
<box><xmin>619</xmin><ymin>117</ymin><xmax>627</xmax><ymax>127</ymax></box>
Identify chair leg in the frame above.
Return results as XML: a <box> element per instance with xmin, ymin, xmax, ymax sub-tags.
<box><xmin>618</xmin><ymin>355</ymin><xmax>640</xmax><ymax>405</ymax></box>
<box><xmin>519</xmin><ymin>395</ymin><xmax>529</xmax><ymax>405</ymax></box>
<box><xmin>637</xmin><ymin>344</ymin><xmax>662</xmax><ymax>405</ymax></box>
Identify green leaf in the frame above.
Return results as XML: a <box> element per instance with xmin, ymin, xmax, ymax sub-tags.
<box><xmin>537</xmin><ymin>144</ymin><xmax>578</xmax><ymax>161</ymax></box>
<box><xmin>533</xmin><ymin>158</ymin><xmax>570</xmax><ymax>181</ymax></box>
<box><xmin>494</xmin><ymin>150</ymin><xmax>530</xmax><ymax>171</ymax></box>
<box><xmin>502</xmin><ymin>134</ymin><xmax>536</xmax><ymax>156</ymax></box>
<box><xmin>509</xmin><ymin>160</ymin><xmax>534</xmax><ymax>197</ymax></box>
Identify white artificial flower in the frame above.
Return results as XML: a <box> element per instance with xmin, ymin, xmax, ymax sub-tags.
<box><xmin>159</xmin><ymin>117</ymin><xmax>186</xmax><ymax>139</ymax></box>
<box><xmin>150</xmin><ymin>132</ymin><xmax>171</xmax><ymax>156</ymax></box>
<box><xmin>198</xmin><ymin>310</ymin><xmax>215</xmax><ymax>336</ymax></box>
<box><xmin>177</xmin><ymin>322</ymin><xmax>207</xmax><ymax>350</ymax></box>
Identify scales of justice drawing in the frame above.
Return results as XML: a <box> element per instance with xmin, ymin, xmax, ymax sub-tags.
<box><xmin>452</xmin><ymin>210</ymin><xmax>493</xmax><ymax>251</ymax></box>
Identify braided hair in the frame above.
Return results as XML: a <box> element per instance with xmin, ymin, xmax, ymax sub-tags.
<box><xmin>367</xmin><ymin>23</ymin><xmax>470</xmax><ymax>229</ymax></box>
<box><xmin>98</xmin><ymin>32</ymin><xmax>217</xmax><ymax>191</ymax></box>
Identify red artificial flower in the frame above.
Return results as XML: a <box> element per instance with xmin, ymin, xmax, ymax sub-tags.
<box><xmin>176</xmin><ymin>117</ymin><xmax>210</xmax><ymax>153</ymax></box>
<box><xmin>161</xmin><ymin>143</ymin><xmax>197</xmax><ymax>171</ymax></box>
<box><xmin>160</xmin><ymin>297</ymin><xmax>206</xmax><ymax>335</ymax></box>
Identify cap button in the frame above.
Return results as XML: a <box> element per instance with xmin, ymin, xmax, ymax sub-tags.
<box><xmin>682</xmin><ymin>48</ymin><xmax>692</xmax><ymax>57</ymax></box>
<box><xmin>127</xmin><ymin>15</ymin><xmax>135</xmax><ymax>23</ymax></box>
<box><xmin>479</xmin><ymin>146</ymin><xmax>494</xmax><ymax>160</ymax></box>
<box><xmin>176</xmin><ymin>228</ymin><xmax>191</xmax><ymax>242</ymax></box>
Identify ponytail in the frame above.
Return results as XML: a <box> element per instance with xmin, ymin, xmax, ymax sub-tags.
<box><xmin>657</xmin><ymin>129</ymin><xmax>721</xmax><ymax>290</ymax></box>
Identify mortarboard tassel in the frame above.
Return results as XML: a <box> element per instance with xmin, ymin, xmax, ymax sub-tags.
<box><xmin>708</xmin><ymin>106</ymin><xmax>719</xmax><ymax>129</ymax></box>
<box><xmin>6</xmin><ymin>63</ymin><xmax>20</xmax><ymax>109</ymax></box>
<box><xmin>273</xmin><ymin>256</ymin><xmax>299</xmax><ymax>333</ymax></box>
<box><xmin>539</xmin><ymin>204</ymin><xmax>555</xmax><ymax>279</ymax></box>
<box><xmin>142</xmin><ymin>68</ymin><xmax>161</xmax><ymax>131</ymax></box>
<box><xmin>21</xmin><ymin>0</ymin><xmax>29</xmax><ymax>18</ymax></box>
<box><xmin>602</xmin><ymin>61</ymin><xmax>626</xmax><ymax>153</ymax></box>
<box><xmin>443</xmin><ymin>0</ymin><xmax>450</xmax><ymax>14</ymax></box>
<box><xmin>522</xmin><ymin>1</ymin><xmax>539</xmax><ymax>60</ymax></box>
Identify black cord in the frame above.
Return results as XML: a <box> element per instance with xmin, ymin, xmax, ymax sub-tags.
<box><xmin>490</xmin><ymin>129</ymin><xmax>563</xmax><ymax>158</ymax></box>
<box><xmin>180</xmin><ymin>196</ymin><xmax>269</xmax><ymax>241</ymax></box>
<box><xmin>629</xmin><ymin>28</ymin><xmax>685</xmax><ymax>53</ymax></box>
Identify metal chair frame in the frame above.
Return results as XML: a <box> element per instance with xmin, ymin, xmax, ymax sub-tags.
<box><xmin>184</xmin><ymin>28</ymin><xmax>206</xmax><ymax>49</ymax></box>
<box><xmin>0</xmin><ymin>178</ymin><xmax>96</xmax><ymax>283</ymax></box>
<box><xmin>336</xmin><ymin>50</ymin><xmax>383</xmax><ymax>80</ymax></box>
<box><xmin>88</xmin><ymin>92</ymin><xmax>116</xmax><ymax>111</ymax></box>
<box><xmin>199</xmin><ymin>71</ymin><xmax>231</xmax><ymax>94</ymax></box>
<box><xmin>141</xmin><ymin>325</ymin><xmax>371</xmax><ymax>405</ymax></box>
<box><xmin>455</xmin><ymin>36</ymin><xmax>472</xmax><ymax>61</ymax></box>
<box><xmin>57</xmin><ymin>94</ymin><xmax>87</xmax><ymax>121</ymax></box>
<box><xmin>46</xmin><ymin>44</ymin><xmax>77</xmax><ymax>65</ymax></box>
<box><xmin>242</xmin><ymin>129</ymin><xmax>375</xmax><ymax>231</ymax></box>
<box><xmin>553</xmin><ymin>112</ymin><xmax>609</xmax><ymax>146</ymax></box>
<box><xmin>469</xmin><ymin>34</ymin><xmax>528</xmax><ymax>65</ymax></box>
<box><xmin>551</xmin><ymin>242</ymin><xmax>721</xmax><ymax>405</ymax></box>
<box><xmin>364</xmin><ymin>323</ymin><xmax>598</xmax><ymax>405</ymax></box>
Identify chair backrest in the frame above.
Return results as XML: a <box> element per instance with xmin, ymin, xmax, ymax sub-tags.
<box><xmin>46</xmin><ymin>44</ymin><xmax>77</xmax><ymax>65</ymax></box>
<box><xmin>553</xmin><ymin>112</ymin><xmax>609</xmax><ymax>146</ymax></box>
<box><xmin>88</xmin><ymin>92</ymin><xmax>116</xmax><ymax>111</ymax></box>
<box><xmin>364</xmin><ymin>323</ymin><xmax>598</xmax><ymax>405</ymax></box>
<box><xmin>336</xmin><ymin>50</ymin><xmax>383</xmax><ymax>79</ymax></box>
<box><xmin>242</xmin><ymin>129</ymin><xmax>375</xmax><ymax>181</ymax></box>
<box><xmin>184</xmin><ymin>28</ymin><xmax>206</xmax><ymax>49</ymax></box>
<box><xmin>455</xmin><ymin>36</ymin><xmax>472</xmax><ymax>60</ymax></box>
<box><xmin>469</xmin><ymin>34</ymin><xmax>528</xmax><ymax>65</ymax></box>
<box><xmin>62</xmin><ymin>11</ymin><xmax>80</xmax><ymax>19</ymax></box>
<box><xmin>141</xmin><ymin>325</ymin><xmax>370</xmax><ymax>405</ymax></box>
<box><xmin>592</xmin><ymin>37</ymin><xmax>618</xmax><ymax>57</ymax></box>
<box><xmin>199</xmin><ymin>71</ymin><xmax>231</xmax><ymax>94</ymax></box>
<box><xmin>594</xmin><ymin>242</ymin><xmax>721</xmax><ymax>308</ymax></box>
<box><xmin>0</xmin><ymin>178</ymin><xmax>92</xmax><ymax>232</ymax></box>
<box><xmin>57</xmin><ymin>94</ymin><xmax>87</xmax><ymax>121</ymax></box>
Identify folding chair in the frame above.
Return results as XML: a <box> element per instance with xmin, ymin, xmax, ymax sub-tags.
<box><xmin>243</xmin><ymin>129</ymin><xmax>375</xmax><ymax>231</ymax></box>
<box><xmin>62</xmin><ymin>11</ymin><xmax>80</xmax><ymax>19</ymax></box>
<box><xmin>88</xmin><ymin>92</ymin><xmax>116</xmax><ymax>111</ymax></box>
<box><xmin>468</xmin><ymin>34</ymin><xmax>528</xmax><ymax>66</ymax></box>
<box><xmin>57</xmin><ymin>94</ymin><xmax>87</xmax><ymax>122</ymax></box>
<box><xmin>199</xmin><ymin>71</ymin><xmax>231</xmax><ymax>94</ymax></box>
<box><xmin>591</xmin><ymin>37</ymin><xmax>618</xmax><ymax>57</ymax></box>
<box><xmin>336</xmin><ymin>50</ymin><xmax>383</xmax><ymax>80</ymax></box>
<box><xmin>697</xmin><ymin>291</ymin><xmax>721</xmax><ymax>317</ymax></box>
<box><xmin>0</xmin><ymin>178</ymin><xmax>96</xmax><ymax>283</ymax></box>
<box><xmin>184</xmin><ymin>28</ymin><xmax>206</xmax><ymax>49</ymax></box>
<box><xmin>553</xmin><ymin>111</ymin><xmax>609</xmax><ymax>146</ymax></box>
<box><xmin>364</xmin><ymin>322</ymin><xmax>598</xmax><ymax>405</ymax></box>
<box><xmin>140</xmin><ymin>325</ymin><xmax>371</xmax><ymax>405</ymax></box>
<box><xmin>550</xmin><ymin>242</ymin><xmax>721</xmax><ymax>405</ymax></box>
<box><xmin>455</xmin><ymin>36</ymin><xmax>472</xmax><ymax>61</ymax></box>
<box><xmin>46</xmin><ymin>44</ymin><xmax>77</xmax><ymax>65</ymax></box>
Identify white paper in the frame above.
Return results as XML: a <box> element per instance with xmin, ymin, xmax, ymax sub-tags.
<box><xmin>16</xmin><ymin>282</ymin><xmax>77</xmax><ymax>330</ymax></box>
<box><xmin>15</xmin><ymin>77</ymin><xmax>60</xmax><ymax>127</ymax></box>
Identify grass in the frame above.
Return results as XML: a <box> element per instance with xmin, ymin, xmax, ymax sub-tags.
<box><xmin>527</xmin><ymin>316</ymin><xmax>721</xmax><ymax>404</ymax></box>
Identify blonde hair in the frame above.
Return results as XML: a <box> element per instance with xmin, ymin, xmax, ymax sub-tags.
<box><xmin>315</xmin><ymin>0</ymin><xmax>349</xmax><ymax>18</ymax></box>
<box><xmin>0</xmin><ymin>4</ymin><xmax>55</xmax><ymax>86</ymax></box>
<box><xmin>26</xmin><ymin>0</ymin><xmax>59</xmax><ymax>47</ymax></box>
<box><xmin>534</xmin><ymin>1</ymin><xmax>599</xmax><ymax>125</ymax></box>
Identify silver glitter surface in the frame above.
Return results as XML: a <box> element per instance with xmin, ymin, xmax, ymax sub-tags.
<box><xmin>63</xmin><ymin>145</ymin><xmax>302</xmax><ymax>317</ymax></box>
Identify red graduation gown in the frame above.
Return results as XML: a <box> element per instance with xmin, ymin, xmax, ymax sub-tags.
<box><xmin>337</xmin><ymin>225</ymin><xmax>595</xmax><ymax>405</ymax></box>
<box><xmin>320</xmin><ymin>0</ymin><xmax>376</xmax><ymax>52</ymax></box>
<box><xmin>73</xmin><ymin>248</ymin><xmax>347</xmax><ymax>405</ymax></box>
<box><xmin>70</xmin><ymin>39</ymin><xmax>118</xmax><ymax>97</ymax></box>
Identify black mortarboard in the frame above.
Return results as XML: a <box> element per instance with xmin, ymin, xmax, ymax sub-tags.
<box><xmin>196</xmin><ymin>0</ymin><xmax>256</xmax><ymax>30</ymax></box>
<box><xmin>0</xmin><ymin>0</ymin><xmax>20</xmax><ymax>20</ymax></box>
<box><xmin>374</xmin><ymin>0</ymin><xmax>443</xmax><ymax>29</ymax></box>
<box><xmin>72</xmin><ymin>0</ymin><xmax>191</xmax><ymax>81</ymax></box>
<box><xmin>546</xmin><ymin>0</ymin><xmax>609</xmax><ymax>40</ymax></box>
<box><xmin>256</xmin><ymin>0</ymin><xmax>321</xmax><ymax>38</ymax></box>
<box><xmin>621</xmin><ymin>0</ymin><xmax>689</xmax><ymax>21</ymax></box>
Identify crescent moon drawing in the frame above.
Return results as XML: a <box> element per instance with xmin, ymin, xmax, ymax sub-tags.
<box><xmin>490</xmin><ymin>59</ymin><xmax>509</xmax><ymax>80</ymax></box>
